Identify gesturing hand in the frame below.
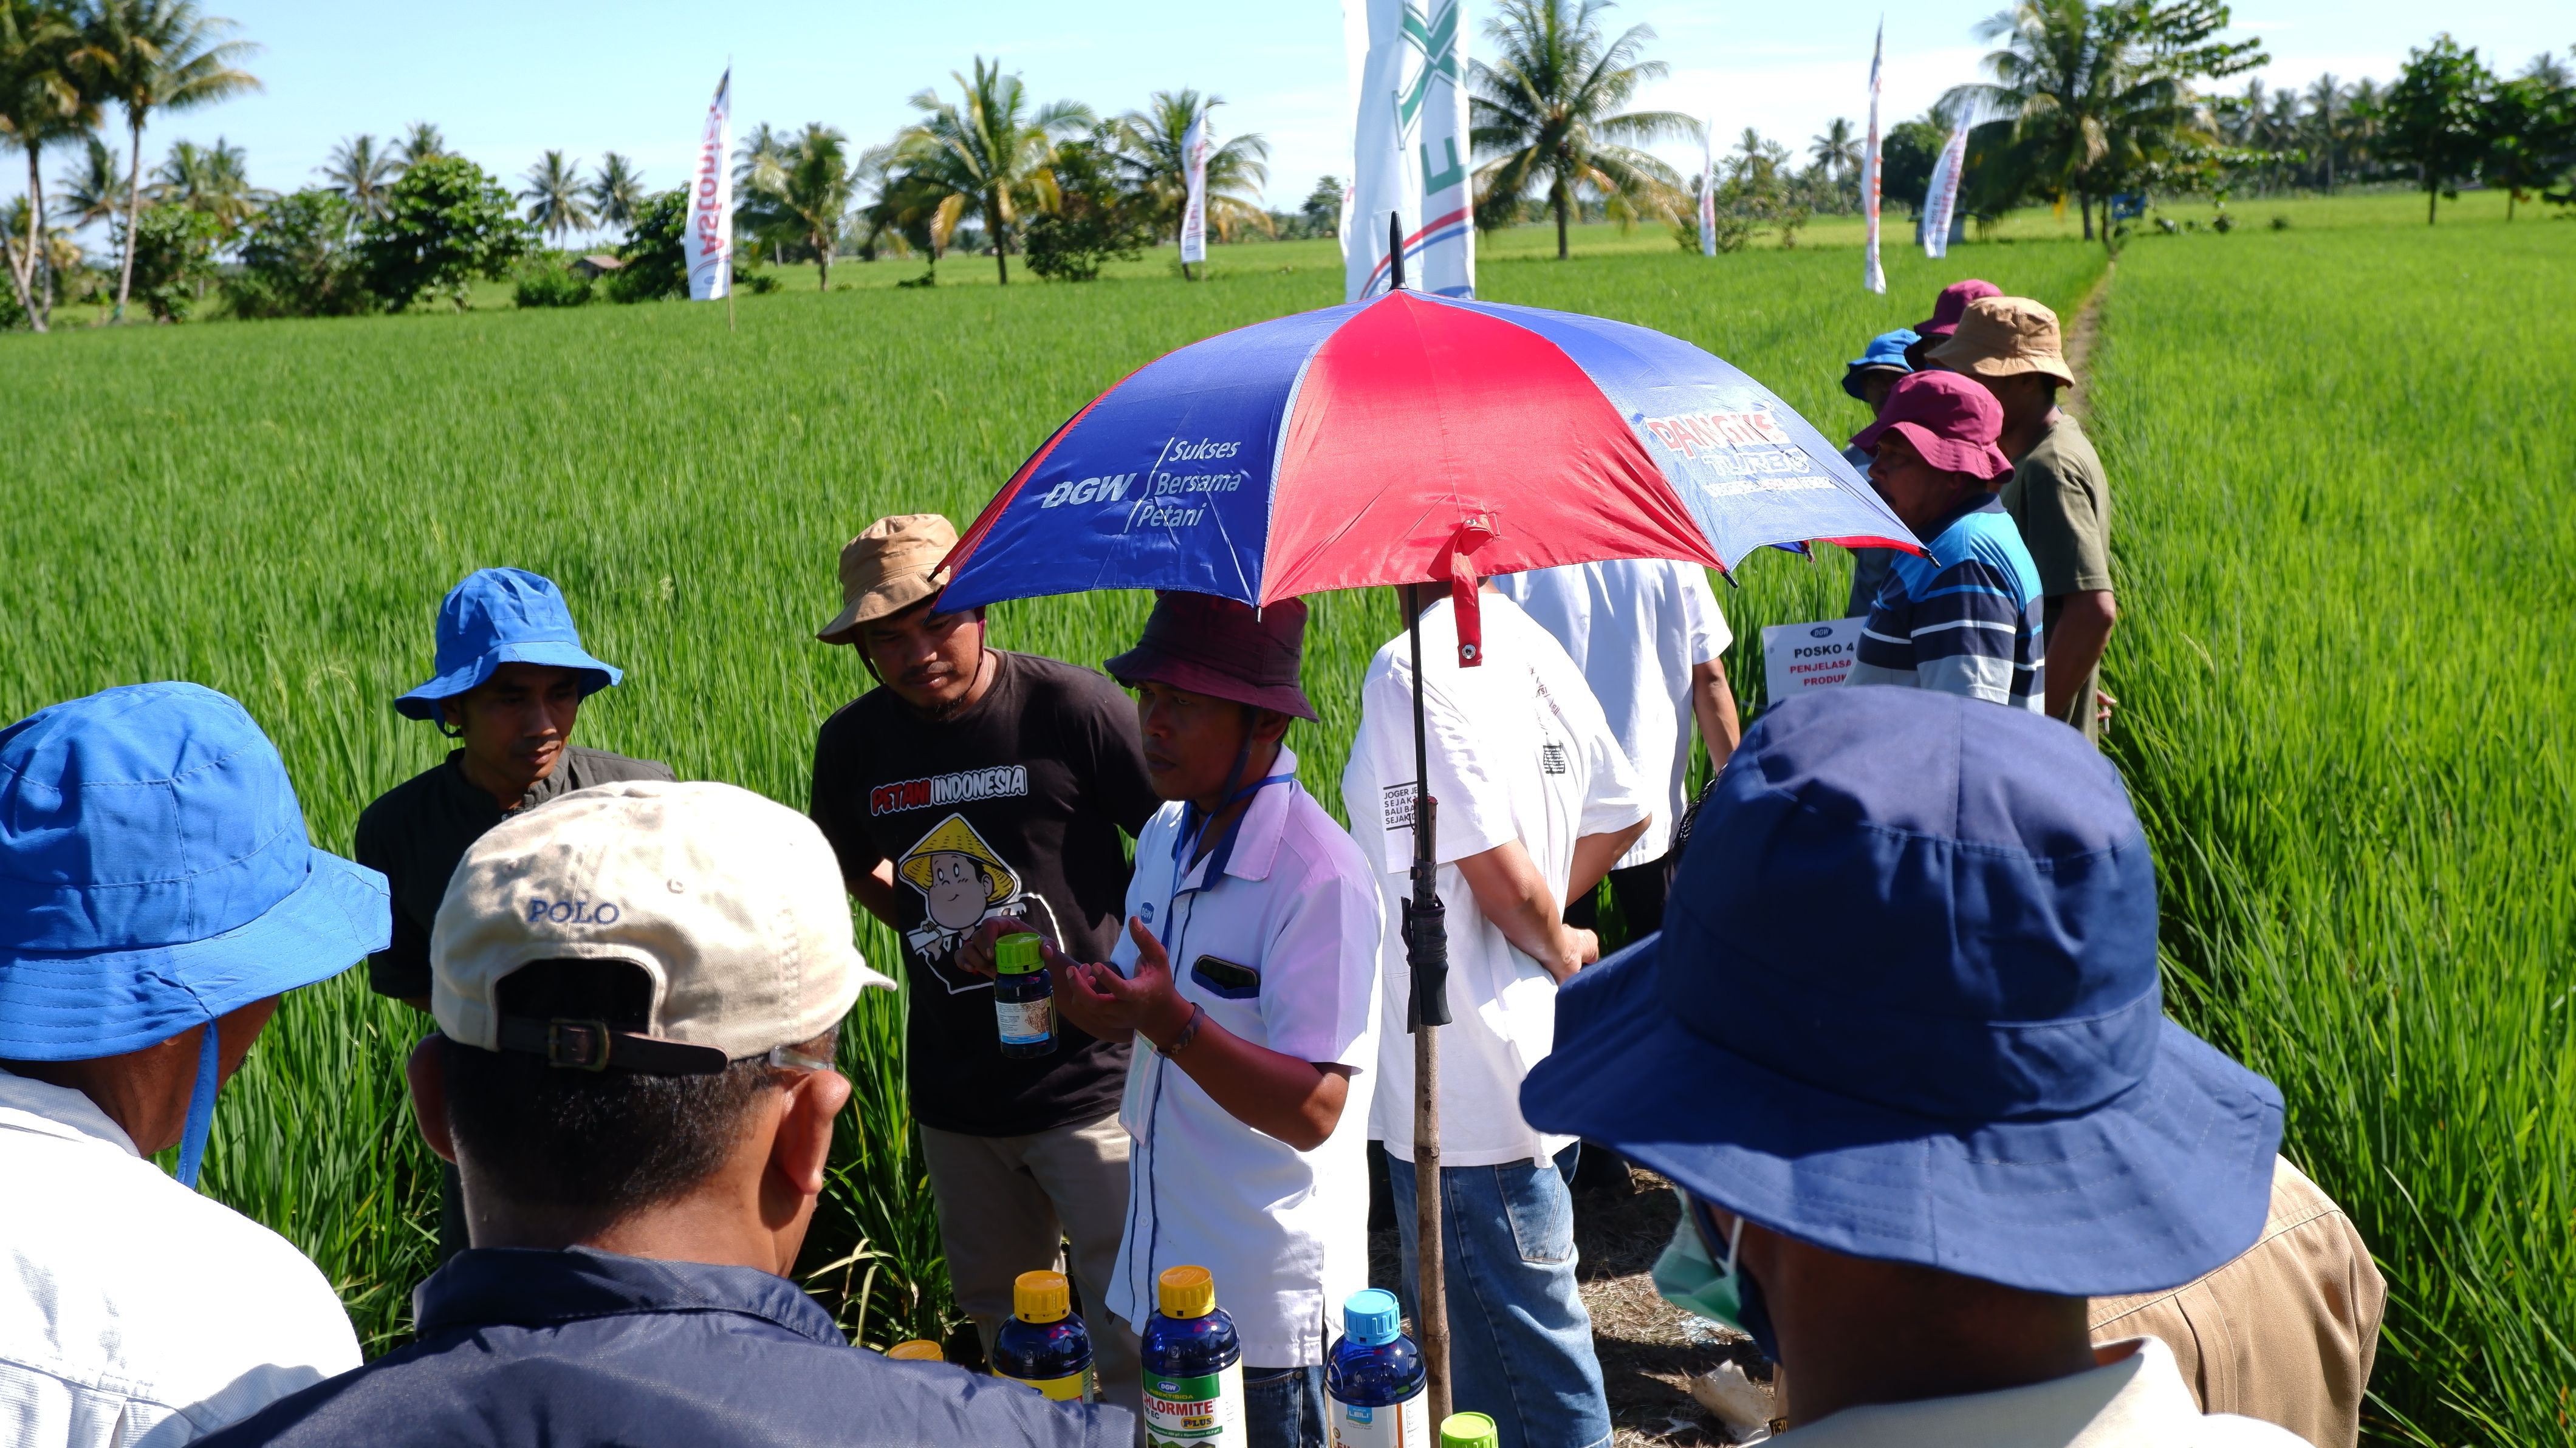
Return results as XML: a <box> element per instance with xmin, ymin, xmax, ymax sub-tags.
<box><xmin>955</xmin><ymin>917</ymin><xmax>1038</xmax><ymax>978</ymax></box>
<box><xmin>1054</xmin><ymin>917</ymin><xmax>1195</xmax><ymax>1048</ymax></box>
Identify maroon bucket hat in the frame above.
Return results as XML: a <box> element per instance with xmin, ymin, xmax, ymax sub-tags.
<box><xmin>1106</xmin><ymin>592</ymin><xmax>1317</xmax><ymax>720</ymax></box>
<box><xmin>1914</xmin><ymin>278</ymin><xmax>2001</xmax><ymax>340</ymax></box>
<box><xmin>1849</xmin><ymin>371</ymin><xmax>2015</xmax><ymax>482</ymax></box>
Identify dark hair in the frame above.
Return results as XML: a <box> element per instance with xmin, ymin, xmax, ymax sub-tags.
<box><xmin>442</xmin><ymin>959</ymin><xmax>777</xmax><ymax>1218</ymax></box>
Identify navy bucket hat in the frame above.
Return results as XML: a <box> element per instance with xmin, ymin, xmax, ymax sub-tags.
<box><xmin>1521</xmin><ymin>687</ymin><xmax>2282</xmax><ymax>1297</ymax></box>
<box><xmin>0</xmin><ymin>683</ymin><xmax>390</xmax><ymax>1184</ymax></box>
<box><xmin>395</xmin><ymin>568</ymin><xmax>625</xmax><ymax>721</ymax></box>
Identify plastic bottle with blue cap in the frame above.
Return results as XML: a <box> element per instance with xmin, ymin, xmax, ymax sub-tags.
<box><xmin>1325</xmin><ymin>1288</ymin><xmax>1427</xmax><ymax>1447</ymax></box>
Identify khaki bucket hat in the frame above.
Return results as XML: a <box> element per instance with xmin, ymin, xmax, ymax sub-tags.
<box><xmin>1927</xmin><ymin>296</ymin><xmax>2077</xmax><ymax>388</ymax></box>
<box><xmin>817</xmin><ymin>514</ymin><xmax>960</xmax><ymax>646</ymax></box>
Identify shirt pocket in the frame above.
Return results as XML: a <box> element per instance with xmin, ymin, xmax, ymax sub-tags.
<box><xmin>1188</xmin><ymin>954</ymin><xmax>1262</xmax><ymax>1000</ymax></box>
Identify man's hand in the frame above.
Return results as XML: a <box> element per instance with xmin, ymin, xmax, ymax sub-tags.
<box><xmin>2096</xmin><ymin>688</ymin><xmax>2119</xmax><ymax>729</ymax></box>
<box><xmin>1055</xmin><ymin>918</ymin><xmax>1194</xmax><ymax>1048</ymax></box>
<box><xmin>1569</xmin><ymin>926</ymin><xmax>1601</xmax><ymax>969</ymax></box>
<box><xmin>954</xmin><ymin>917</ymin><xmax>1041</xmax><ymax>979</ymax></box>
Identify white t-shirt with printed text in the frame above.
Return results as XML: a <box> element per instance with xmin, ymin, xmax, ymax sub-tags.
<box><xmin>1105</xmin><ymin>746</ymin><xmax>1383</xmax><ymax>1368</ymax></box>
<box><xmin>1493</xmin><ymin>558</ymin><xmax>1732</xmax><ymax>869</ymax></box>
<box><xmin>1341</xmin><ymin>593</ymin><xmax>1651</xmax><ymax>1169</ymax></box>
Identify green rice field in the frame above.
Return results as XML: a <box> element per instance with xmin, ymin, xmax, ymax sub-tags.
<box><xmin>2</xmin><ymin>205</ymin><xmax>2567</xmax><ymax>1444</ymax></box>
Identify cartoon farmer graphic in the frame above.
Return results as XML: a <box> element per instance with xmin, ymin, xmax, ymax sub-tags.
<box><xmin>897</xmin><ymin>813</ymin><xmax>1054</xmax><ymax>969</ymax></box>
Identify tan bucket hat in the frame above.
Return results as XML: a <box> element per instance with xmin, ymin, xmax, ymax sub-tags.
<box><xmin>816</xmin><ymin>513</ymin><xmax>960</xmax><ymax>646</ymax></box>
<box><xmin>430</xmin><ymin>779</ymin><xmax>892</xmax><ymax>1071</ymax></box>
<box><xmin>1927</xmin><ymin>296</ymin><xmax>2077</xmax><ymax>388</ymax></box>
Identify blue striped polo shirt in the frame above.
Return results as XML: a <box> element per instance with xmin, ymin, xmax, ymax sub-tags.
<box><xmin>1847</xmin><ymin>495</ymin><xmax>2046</xmax><ymax>709</ymax></box>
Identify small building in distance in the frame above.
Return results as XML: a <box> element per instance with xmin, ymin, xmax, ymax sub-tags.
<box><xmin>570</xmin><ymin>255</ymin><xmax>625</xmax><ymax>281</ymax></box>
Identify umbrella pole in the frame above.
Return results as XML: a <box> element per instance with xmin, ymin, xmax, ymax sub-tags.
<box><xmin>1402</xmin><ymin>584</ymin><xmax>1453</xmax><ymax>1422</ymax></box>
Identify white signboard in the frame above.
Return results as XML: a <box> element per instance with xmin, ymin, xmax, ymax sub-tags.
<box><xmin>1762</xmin><ymin>615</ymin><xmax>1866</xmax><ymax>705</ymax></box>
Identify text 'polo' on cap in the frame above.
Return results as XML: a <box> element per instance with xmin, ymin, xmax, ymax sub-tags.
<box><xmin>430</xmin><ymin>779</ymin><xmax>894</xmax><ymax>1064</ymax></box>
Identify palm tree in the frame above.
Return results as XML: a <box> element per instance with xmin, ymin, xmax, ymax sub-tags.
<box><xmin>1468</xmin><ymin>0</ymin><xmax>1696</xmax><ymax>259</ymax></box>
<box><xmin>741</xmin><ymin>122</ymin><xmax>858</xmax><ymax>289</ymax></box>
<box><xmin>1111</xmin><ymin>90</ymin><xmax>1273</xmax><ymax>248</ymax></box>
<box><xmin>154</xmin><ymin>133</ymin><xmax>264</xmax><ymax>237</ymax></box>
<box><xmin>78</xmin><ymin>0</ymin><xmax>258</xmax><ymax>321</ymax></box>
<box><xmin>732</xmin><ymin>120</ymin><xmax>783</xmax><ymax>191</ymax></box>
<box><xmin>587</xmin><ymin>151</ymin><xmax>643</xmax><ymax>236</ymax></box>
<box><xmin>52</xmin><ymin>131</ymin><xmax>123</xmax><ymax>230</ymax></box>
<box><xmin>392</xmin><ymin>119</ymin><xmax>444</xmax><ymax>168</ymax></box>
<box><xmin>2</xmin><ymin>0</ymin><xmax>91</xmax><ymax>330</ymax></box>
<box><xmin>894</xmin><ymin>56</ymin><xmax>1094</xmax><ymax>285</ymax></box>
<box><xmin>319</xmin><ymin>132</ymin><xmax>393</xmax><ymax>220</ymax></box>
<box><xmin>1809</xmin><ymin>116</ymin><xmax>1859</xmax><ymax>200</ymax></box>
<box><xmin>519</xmin><ymin>149</ymin><xmax>592</xmax><ymax>243</ymax></box>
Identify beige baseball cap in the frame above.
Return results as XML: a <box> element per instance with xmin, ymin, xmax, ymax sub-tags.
<box><xmin>1927</xmin><ymin>296</ymin><xmax>2077</xmax><ymax>387</ymax></box>
<box><xmin>430</xmin><ymin>780</ymin><xmax>892</xmax><ymax>1073</ymax></box>
<box><xmin>817</xmin><ymin>513</ymin><xmax>961</xmax><ymax>646</ymax></box>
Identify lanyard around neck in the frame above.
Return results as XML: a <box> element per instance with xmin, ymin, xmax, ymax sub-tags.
<box><xmin>1173</xmin><ymin>771</ymin><xmax>1298</xmax><ymax>893</ymax></box>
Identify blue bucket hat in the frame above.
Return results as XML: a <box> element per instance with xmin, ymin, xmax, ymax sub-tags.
<box><xmin>1840</xmin><ymin>328</ymin><xmax>1919</xmax><ymax>402</ymax></box>
<box><xmin>0</xmin><ymin>683</ymin><xmax>390</xmax><ymax>1186</ymax></box>
<box><xmin>394</xmin><ymin>568</ymin><xmax>624</xmax><ymax>722</ymax></box>
<box><xmin>1521</xmin><ymin>687</ymin><xmax>2281</xmax><ymax>1297</ymax></box>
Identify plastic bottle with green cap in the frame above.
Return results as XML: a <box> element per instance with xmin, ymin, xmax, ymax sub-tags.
<box><xmin>994</xmin><ymin>1269</ymin><xmax>1094</xmax><ymax>1401</ymax></box>
<box><xmin>1141</xmin><ymin>1265</ymin><xmax>1244</xmax><ymax>1445</ymax></box>
<box><xmin>1325</xmin><ymin>1288</ymin><xmax>1427</xmax><ymax>1446</ymax></box>
<box><xmin>1438</xmin><ymin>1412</ymin><xmax>1499</xmax><ymax>1448</ymax></box>
<box><xmin>993</xmin><ymin>931</ymin><xmax>1057</xmax><ymax>1058</ymax></box>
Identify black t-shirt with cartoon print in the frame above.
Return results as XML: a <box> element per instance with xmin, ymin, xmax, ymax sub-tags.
<box><xmin>810</xmin><ymin>649</ymin><xmax>1159</xmax><ymax>1137</ymax></box>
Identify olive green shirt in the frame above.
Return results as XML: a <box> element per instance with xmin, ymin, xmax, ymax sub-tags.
<box><xmin>2001</xmin><ymin>411</ymin><xmax>2113</xmax><ymax>740</ymax></box>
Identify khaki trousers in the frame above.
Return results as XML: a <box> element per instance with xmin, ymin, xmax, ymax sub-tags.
<box><xmin>920</xmin><ymin>1112</ymin><xmax>1140</xmax><ymax>1418</ymax></box>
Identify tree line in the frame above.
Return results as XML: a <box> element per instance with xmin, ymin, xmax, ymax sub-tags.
<box><xmin>9</xmin><ymin>0</ymin><xmax>2572</xmax><ymax>330</ymax></box>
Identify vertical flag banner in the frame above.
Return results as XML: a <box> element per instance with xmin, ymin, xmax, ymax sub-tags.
<box><xmin>1699</xmin><ymin>120</ymin><xmax>1718</xmax><ymax>256</ymax></box>
<box><xmin>1921</xmin><ymin>123</ymin><xmax>1968</xmax><ymax>260</ymax></box>
<box><xmin>688</xmin><ymin>67</ymin><xmax>734</xmax><ymax>301</ymax></box>
<box><xmin>1344</xmin><ymin>0</ymin><xmax>1474</xmax><ymax>300</ymax></box>
<box><xmin>1862</xmin><ymin>24</ymin><xmax>1885</xmax><ymax>293</ymax></box>
<box><xmin>1179</xmin><ymin>108</ymin><xmax>1210</xmax><ymax>265</ymax></box>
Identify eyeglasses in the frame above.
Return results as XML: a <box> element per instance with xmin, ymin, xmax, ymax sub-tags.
<box><xmin>765</xmin><ymin>1041</ymin><xmax>837</xmax><ymax>1073</ymax></box>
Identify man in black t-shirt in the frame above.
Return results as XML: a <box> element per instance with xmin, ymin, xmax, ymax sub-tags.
<box><xmin>357</xmin><ymin>567</ymin><xmax>674</xmax><ymax>1260</ymax></box>
<box><xmin>808</xmin><ymin>515</ymin><xmax>1157</xmax><ymax>1413</ymax></box>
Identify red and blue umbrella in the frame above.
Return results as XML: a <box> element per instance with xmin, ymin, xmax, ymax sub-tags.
<box><xmin>939</xmin><ymin>287</ymin><xmax>1916</xmax><ymax>638</ymax></box>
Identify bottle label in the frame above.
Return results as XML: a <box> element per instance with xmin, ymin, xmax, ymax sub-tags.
<box><xmin>1145</xmin><ymin>1363</ymin><xmax>1245</xmax><ymax>1445</ymax></box>
<box><xmin>1329</xmin><ymin>1385</ymin><xmax>1428</xmax><ymax>1448</ymax></box>
<box><xmin>1005</xmin><ymin>1365</ymin><xmax>1094</xmax><ymax>1402</ymax></box>
<box><xmin>998</xmin><ymin>997</ymin><xmax>1053</xmax><ymax>1045</ymax></box>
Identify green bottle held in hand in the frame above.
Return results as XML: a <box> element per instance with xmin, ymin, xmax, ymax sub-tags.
<box><xmin>993</xmin><ymin>931</ymin><xmax>1056</xmax><ymax>1058</ymax></box>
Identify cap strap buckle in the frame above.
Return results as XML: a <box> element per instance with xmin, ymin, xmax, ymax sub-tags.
<box><xmin>546</xmin><ymin>1018</ymin><xmax>615</xmax><ymax>1071</ymax></box>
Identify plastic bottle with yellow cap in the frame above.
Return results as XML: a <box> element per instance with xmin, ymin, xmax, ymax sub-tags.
<box><xmin>1438</xmin><ymin>1412</ymin><xmax>1499</xmax><ymax>1448</ymax></box>
<box><xmin>994</xmin><ymin>1269</ymin><xmax>1095</xmax><ymax>1402</ymax></box>
<box><xmin>884</xmin><ymin>1338</ymin><xmax>945</xmax><ymax>1362</ymax></box>
<box><xmin>1140</xmin><ymin>1265</ymin><xmax>1245</xmax><ymax>1445</ymax></box>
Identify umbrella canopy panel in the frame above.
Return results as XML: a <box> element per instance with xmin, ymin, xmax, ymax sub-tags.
<box><xmin>940</xmin><ymin>291</ymin><xmax>1914</xmax><ymax>613</ymax></box>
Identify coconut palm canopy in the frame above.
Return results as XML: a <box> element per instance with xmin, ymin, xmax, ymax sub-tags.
<box><xmin>892</xmin><ymin>56</ymin><xmax>1093</xmax><ymax>285</ymax></box>
<box><xmin>320</xmin><ymin>132</ymin><xmax>395</xmax><ymax>220</ymax></box>
<box><xmin>519</xmin><ymin>149</ymin><xmax>594</xmax><ymax>243</ymax></box>
<box><xmin>587</xmin><ymin>151</ymin><xmax>646</xmax><ymax>234</ymax></box>
<box><xmin>1469</xmin><ymin>0</ymin><xmax>1697</xmax><ymax>259</ymax></box>
<box><xmin>1111</xmin><ymin>89</ymin><xmax>1272</xmax><ymax>244</ymax></box>
<box><xmin>78</xmin><ymin>0</ymin><xmax>261</xmax><ymax>319</ymax></box>
<box><xmin>741</xmin><ymin>122</ymin><xmax>860</xmax><ymax>289</ymax></box>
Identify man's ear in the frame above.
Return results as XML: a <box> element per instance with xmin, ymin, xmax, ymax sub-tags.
<box><xmin>1251</xmin><ymin>708</ymin><xmax>1292</xmax><ymax>746</ymax></box>
<box><xmin>768</xmin><ymin>1068</ymin><xmax>853</xmax><ymax>1201</ymax></box>
<box><xmin>406</xmin><ymin>1035</ymin><xmax>457</xmax><ymax>1165</ymax></box>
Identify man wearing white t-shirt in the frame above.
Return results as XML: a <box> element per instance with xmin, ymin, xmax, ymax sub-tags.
<box><xmin>1342</xmin><ymin>585</ymin><xmax>1650</xmax><ymax>1448</ymax></box>
<box><xmin>1493</xmin><ymin>558</ymin><xmax>1741</xmax><ymax>936</ymax></box>
<box><xmin>1036</xmin><ymin>593</ymin><xmax>1381</xmax><ymax>1448</ymax></box>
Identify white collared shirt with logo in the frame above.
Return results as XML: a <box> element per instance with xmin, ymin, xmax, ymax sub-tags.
<box><xmin>0</xmin><ymin>1069</ymin><xmax>361</xmax><ymax>1447</ymax></box>
<box><xmin>1493</xmin><ymin>558</ymin><xmax>1732</xmax><ymax>868</ymax></box>
<box><xmin>1341</xmin><ymin>593</ymin><xmax>1651</xmax><ymax>1169</ymax></box>
<box><xmin>1105</xmin><ymin>745</ymin><xmax>1384</xmax><ymax>1368</ymax></box>
<box><xmin>1769</xmin><ymin>1335</ymin><xmax>2306</xmax><ymax>1448</ymax></box>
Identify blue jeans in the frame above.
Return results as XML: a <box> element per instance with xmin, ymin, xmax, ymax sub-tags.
<box><xmin>1244</xmin><ymin>1364</ymin><xmax>1324</xmax><ymax>1448</ymax></box>
<box><xmin>1387</xmin><ymin>1146</ymin><xmax>1611</xmax><ymax>1448</ymax></box>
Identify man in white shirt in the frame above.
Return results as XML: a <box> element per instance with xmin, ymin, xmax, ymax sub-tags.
<box><xmin>1341</xmin><ymin>584</ymin><xmax>1649</xmax><ymax>1448</ymax></box>
<box><xmin>1037</xmin><ymin>592</ymin><xmax>1382</xmax><ymax>1448</ymax></box>
<box><xmin>1493</xmin><ymin>558</ymin><xmax>1741</xmax><ymax>936</ymax></box>
<box><xmin>0</xmin><ymin>683</ymin><xmax>385</xmax><ymax>1447</ymax></box>
<box><xmin>1523</xmin><ymin>687</ymin><xmax>2305</xmax><ymax>1448</ymax></box>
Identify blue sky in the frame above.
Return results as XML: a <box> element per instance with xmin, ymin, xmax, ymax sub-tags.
<box><xmin>8</xmin><ymin>0</ymin><xmax>2566</xmax><ymax>230</ymax></box>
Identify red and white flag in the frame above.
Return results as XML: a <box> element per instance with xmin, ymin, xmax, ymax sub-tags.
<box><xmin>1179</xmin><ymin>108</ymin><xmax>1210</xmax><ymax>265</ymax></box>
<box><xmin>688</xmin><ymin>67</ymin><xmax>733</xmax><ymax>301</ymax></box>
<box><xmin>1862</xmin><ymin>24</ymin><xmax>1885</xmax><ymax>292</ymax></box>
